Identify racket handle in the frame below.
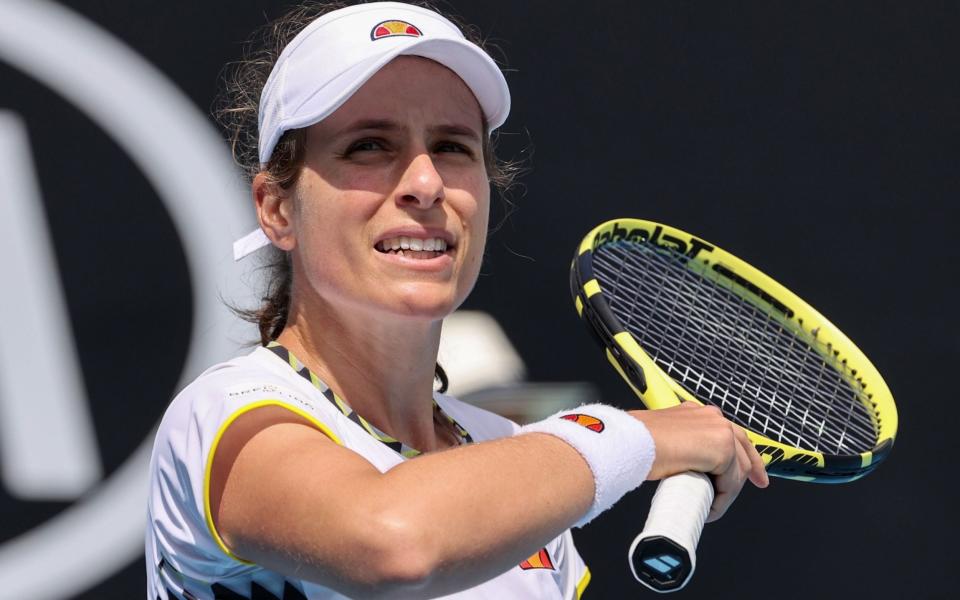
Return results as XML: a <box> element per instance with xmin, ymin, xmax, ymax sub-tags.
<box><xmin>628</xmin><ymin>471</ymin><xmax>714</xmax><ymax>592</ymax></box>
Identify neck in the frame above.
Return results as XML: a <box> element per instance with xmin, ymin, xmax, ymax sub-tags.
<box><xmin>277</xmin><ymin>289</ymin><xmax>446</xmax><ymax>452</ymax></box>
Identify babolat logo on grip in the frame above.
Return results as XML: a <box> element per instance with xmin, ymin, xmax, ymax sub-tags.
<box><xmin>561</xmin><ymin>413</ymin><xmax>605</xmax><ymax>433</ymax></box>
<box><xmin>593</xmin><ymin>222</ymin><xmax>715</xmax><ymax>261</ymax></box>
<box><xmin>371</xmin><ymin>20</ymin><xmax>423</xmax><ymax>40</ymax></box>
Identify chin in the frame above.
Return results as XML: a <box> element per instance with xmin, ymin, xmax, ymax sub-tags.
<box><xmin>385</xmin><ymin>284</ymin><xmax>462</xmax><ymax>321</ymax></box>
<box><xmin>390</xmin><ymin>298</ymin><xmax>458</xmax><ymax>321</ymax></box>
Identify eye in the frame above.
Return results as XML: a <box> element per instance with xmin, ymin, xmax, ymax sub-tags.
<box><xmin>434</xmin><ymin>141</ymin><xmax>475</xmax><ymax>157</ymax></box>
<box><xmin>344</xmin><ymin>138</ymin><xmax>388</xmax><ymax>154</ymax></box>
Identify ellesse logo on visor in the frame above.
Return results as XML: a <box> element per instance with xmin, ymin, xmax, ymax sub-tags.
<box><xmin>371</xmin><ymin>19</ymin><xmax>423</xmax><ymax>40</ymax></box>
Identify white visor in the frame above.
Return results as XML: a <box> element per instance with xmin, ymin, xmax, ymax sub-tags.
<box><xmin>258</xmin><ymin>1</ymin><xmax>510</xmax><ymax>166</ymax></box>
<box><xmin>236</xmin><ymin>2</ymin><xmax>511</xmax><ymax>260</ymax></box>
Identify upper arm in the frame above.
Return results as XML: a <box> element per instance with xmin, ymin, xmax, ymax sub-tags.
<box><xmin>208</xmin><ymin>404</ymin><xmax>397</xmax><ymax>588</ymax></box>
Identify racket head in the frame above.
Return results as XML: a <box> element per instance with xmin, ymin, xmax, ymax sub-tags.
<box><xmin>570</xmin><ymin>218</ymin><xmax>896</xmax><ymax>482</ymax></box>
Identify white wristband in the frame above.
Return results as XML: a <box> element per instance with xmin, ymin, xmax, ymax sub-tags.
<box><xmin>520</xmin><ymin>404</ymin><xmax>656</xmax><ymax>527</ymax></box>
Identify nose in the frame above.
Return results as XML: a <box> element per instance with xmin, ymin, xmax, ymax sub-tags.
<box><xmin>396</xmin><ymin>152</ymin><xmax>444</xmax><ymax>209</ymax></box>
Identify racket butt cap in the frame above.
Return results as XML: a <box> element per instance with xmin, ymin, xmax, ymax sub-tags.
<box><xmin>629</xmin><ymin>536</ymin><xmax>694</xmax><ymax>592</ymax></box>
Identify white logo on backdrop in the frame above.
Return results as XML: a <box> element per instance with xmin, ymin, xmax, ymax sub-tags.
<box><xmin>0</xmin><ymin>1</ymin><xmax>254</xmax><ymax>597</ymax></box>
<box><xmin>0</xmin><ymin>111</ymin><xmax>102</xmax><ymax>500</ymax></box>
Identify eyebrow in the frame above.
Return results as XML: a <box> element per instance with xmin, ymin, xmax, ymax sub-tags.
<box><xmin>340</xmin><ymin>118</ymin><xmax>400</xmax><ymax>133</ymax></box>
<box><xmin>337</xmin><ymin>119</ymin><xmax>481</xmax><ymax>141</ymax></box>
<box><xmin>432</xmin><ymin>123</ymin><xmax>481</xmax><ymax>141</ymax></box>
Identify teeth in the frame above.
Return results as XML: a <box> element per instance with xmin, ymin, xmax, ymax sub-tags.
<box><xmin>378</xmin><ymin>236</ymin><xmax>449</xmax><ymax>253</ymax></box>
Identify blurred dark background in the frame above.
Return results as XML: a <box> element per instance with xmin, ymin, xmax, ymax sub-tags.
<box><xmin>0</xmin><ymin>0</ymin><xmax>956</xmax><ymax>598</ymax></box>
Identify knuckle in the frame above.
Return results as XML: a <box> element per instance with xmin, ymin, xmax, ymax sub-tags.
<box><xmin>721</xmin><ymin>427</ymin><xmax>738</xmax><ymax>450</ymax></box>
<box><xmin>703</xmin><ymin>404</ymin><xmax>723</xmax><ymax>417</ymax></box>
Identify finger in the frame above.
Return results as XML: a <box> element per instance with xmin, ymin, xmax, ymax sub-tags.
<box><xmin>707</xmin><ymin>434</ymin><xmax>750</xmax><ymax>522</ymax></box>
<box><xmin>707</xmin><ymin>482</ymin><xmax>729</xmax><ymax>523</ymax></box>
<box><xmin>746</xmin><ymin>445</ymin><xmax>768</xmax><ymax>488</ymax></box>
<box><xmin>734</xmin><ymin>431</ymin><xmax>752</xmax><ymax>481</ymax></box>
<box><xmin>707</xmin><ymin>479</ymin><xmax>740</xmax><ymax>522</ymax></box>
<box><xmin>706</xmin><ymin>452</ymin><xmax>737</xmax><ymax>522</ymax></box>
<box><xmin>734</xmin><ymin>427</ymin><xmax>769</xmax><ymax>488</ymax></box>
<box><xmin>735</xmin><ymin>434</ymin><xmax>752</xmax><ymax>482</ymax></box>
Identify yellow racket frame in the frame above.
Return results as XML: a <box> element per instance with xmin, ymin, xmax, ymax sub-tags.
<box><xmin>572</xmin><ymin>218</ymin><xmax>897</xmax><ymax>482</ymax></box>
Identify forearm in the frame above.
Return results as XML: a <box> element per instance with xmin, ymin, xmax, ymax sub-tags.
<box><xmin>221</xmin><ymin>401</ymin><xmax>762</xmax><ymax>597</ymax></box>
<box><xmin>374</xmin><ymin>432</ymin><xmax>594</xmax><ymax>592</ymax></box>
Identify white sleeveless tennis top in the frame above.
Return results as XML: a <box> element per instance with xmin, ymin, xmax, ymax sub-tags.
<box><xmin>146</xmin><ymin>346</ymin><xmax>591</xmax><ymax>599</ymax></box>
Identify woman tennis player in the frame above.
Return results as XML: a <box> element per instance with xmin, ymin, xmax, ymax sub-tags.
<box><xmin>145</xmin><ymin>2</ymin><xmax>768</xmax><ymax>598</ymax></box>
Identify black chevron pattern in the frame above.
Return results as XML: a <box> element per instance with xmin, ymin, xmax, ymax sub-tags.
<box><xmin>210</xmin><ymin>581</ymin><xmax>308</xmax><ymax>599</ymax></box>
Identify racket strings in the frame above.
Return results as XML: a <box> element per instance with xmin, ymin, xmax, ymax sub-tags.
<box><xmin>614</xmin><ymin>246</ymin><xmax>875</xmax><ymax>453</ymax></box>
<box><xmin>593</xmin><ymin>242</ymin><xmax>877</xmax><ymax>455</ymax></box>
<box><xmin>617</xmin><ymin>249</ymin><xmax>874</xmax><ymax>453</ymax></box>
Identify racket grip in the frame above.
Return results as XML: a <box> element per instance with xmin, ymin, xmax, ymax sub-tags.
<box><xmin>628</xmin><ymin>471</ymin><xmax>714</xmax><ymax>592</ymax></box>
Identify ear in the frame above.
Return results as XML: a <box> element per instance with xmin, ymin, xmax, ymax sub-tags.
<box><xmin>253</xmin><ymin>172</ymin><xmax>297</xmax><ymax>252</ymax></box>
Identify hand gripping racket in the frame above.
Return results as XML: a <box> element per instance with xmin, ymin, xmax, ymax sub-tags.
<box><xmin>569</xmin><ymin>219</ymin><xmax>897</xmax><ymax>592</ymax></box>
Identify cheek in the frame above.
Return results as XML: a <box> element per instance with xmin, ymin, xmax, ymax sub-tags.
<box><xmin>470</xmin><ymin>197</ymin><xmax>490</xmax><ymax>255</ymax></box>
<box><xmin>458</xmin><ymin>168</ymin><xmax>491</xmax><ymax>221</ymax></box>
<box><xmin>290</xmin><ymin>184</ymin><xmax>375</xmax><ymax>283</ymax></box>
<box><xmin>460</xmin><ymin>185</ymin><xmax>491</xmax><ymax>277</ymax></box>
<box><xmin>294</xmin><ymin>176</ymin><xmax>375</xmax><ymax>238</ymax></box>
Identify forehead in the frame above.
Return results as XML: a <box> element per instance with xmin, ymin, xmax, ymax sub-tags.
<box><xmin>316</xmin><ymin>56</ymin><xmax>484</xmax><ymax>134</ymax></box>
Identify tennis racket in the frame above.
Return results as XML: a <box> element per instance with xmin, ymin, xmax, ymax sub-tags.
<box><xmin>569</xmin><ymin>218</ymin><xmax>897</xmax><ymax>592</ymax></box>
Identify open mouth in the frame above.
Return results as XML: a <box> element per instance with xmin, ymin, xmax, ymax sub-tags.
<box><xmin>375</xmin><ymin>236</ymin><xmax>450</xmax><ymax>259</ymax></box>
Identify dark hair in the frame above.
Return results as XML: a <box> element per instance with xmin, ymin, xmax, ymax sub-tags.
<box><xmin>215</xmin><ymin>1</ymin><xmax>521</xmax><ymax>393</ymax></box>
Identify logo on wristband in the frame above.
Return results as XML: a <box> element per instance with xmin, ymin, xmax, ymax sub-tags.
<box><xmin>560</xmin><ymin>413</ymin><xmax>605</xmax><ymax>433</ymax></box>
